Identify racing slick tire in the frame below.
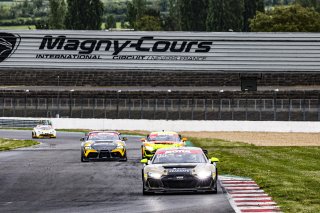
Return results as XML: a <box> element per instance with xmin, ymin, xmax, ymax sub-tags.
<box><xmin>32</xmin><ymin>132</ymin><xmax>36</xmax><ymax>139</ymax></box>
<box><xmin>141</xmin><ymin>145</ymin><xmax>145</xmax><ymax>159</ymax></box>
<box><xmin>81</xmin><ymin>151</ymin><xmax>89</xmax><ymax>162</ymax></box>
<box><xmin>207</xmin><ymin>169</ymin><xmax>218</xmax><ymax>194</ymax></box>
<box><xmin>119</xmin><ymin>151</ymin><xmax>128</xmax><ymax>162</ymax></box>
<box><xmin>142</xmin><ymin>178</ymin><xmax>153</xmax><ymax>195</ymax></box>
<box><xmin>142</xmin><ymin>170</ymin><xmax>153</xmax><ymax>195</ymax></box>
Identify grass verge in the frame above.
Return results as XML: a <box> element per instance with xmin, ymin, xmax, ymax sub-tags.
<box><xmin>191</xmin><ymin>137</ymin><xmax>320</xmax><ymax>213</ymax></box>
<box><xmin>0</xmin><ymin>25</ymin><xmax>36</xmax><ymax>30</ymax></box>
<box><xmin>0</xmin><ymin>138</ymin><xmax>39</xmax><ymax>151</ymax></box>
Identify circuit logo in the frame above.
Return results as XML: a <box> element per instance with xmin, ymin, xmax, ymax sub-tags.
<box><xmin>0</xmin><ymin>32</ymin><xmax>21</xmax><ymax>63</ymax></box>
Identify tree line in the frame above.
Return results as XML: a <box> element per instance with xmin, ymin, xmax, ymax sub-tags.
<box><xmin>1</xmin><ymin>0</ymin><xmax>320</xmax><ymax>32</ymax></box>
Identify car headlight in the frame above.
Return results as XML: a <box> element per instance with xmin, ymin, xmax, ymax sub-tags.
<box><xmin>148</xmin><ymin>172</ymin><xmax>162</xmax><ymax>179</ymax></box>
<box><xmin>197</xmin><ymin>170</ymin><xmax>212</xmax><ymax>180</ymax></box>
<box><xmin>145</xmin><ymin>146</ymin><xmax>154</xmax><ymax>151</ymax></box>
<box><xmin>84</xmin><ymin>146</ymin><xmax>93</xmax><ymax>150</ymax></box>
<box><xmin>117</xmin><ymin>144</ymin><xmax>124</xmax><ymax>149</ymax></box>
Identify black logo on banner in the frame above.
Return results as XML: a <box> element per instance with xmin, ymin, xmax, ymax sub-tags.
<box><xmin>0</xmin><ymin>32</ymin><xmax>21</xmax><ymax>63</ymax></box>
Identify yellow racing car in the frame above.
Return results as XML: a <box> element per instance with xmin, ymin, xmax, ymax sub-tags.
<box><xmin>81</xmin><ymin>131</ymin><xmax>127</xmax><ymax>162</ymax></box>
<box><xmin>141</xmin><ymin>131</ymin><xmax>187</xmax><ymax>159</ymax></box>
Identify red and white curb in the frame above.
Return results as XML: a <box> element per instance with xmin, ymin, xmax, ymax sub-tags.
<box><xmin>219</xmin><ymin>175</ymin><xmax>282</xmax><ymax>213</ymax></box>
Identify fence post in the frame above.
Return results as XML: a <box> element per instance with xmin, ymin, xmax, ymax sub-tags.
<box><xmin>166</xmin><ymin>90</ymin><xmax>171</xmax><ymax>120</ymax></box>
<box><xmin>35</xmin><ymin>92</ymin><xmax>39</xmax><ymax>118</ymax></box>
<box><xmin>46</xmin><ymin>97</ymin><xmax>49</xmax><ymax>117</ymax></box>
<box><xmin>218</xmin><ymin>91</ymin><xmax>222</xmax><ymax>120</ymax></box>
<box><xmin>1</xmin><ymin>92</ymin><xmax>4</xmax><ymax>117</ymax></box>
<box><xmin>92</xmin><ymin>98</ymin><xmax>95</xmax><ymax>118</ymax></box>
<box><xmin>57</xmin><ymin>76</ymin><xmax>60</xmax><ymax>118</ymax></box>
<box><xmin>231</xmin><ymin>92</ymin><xmax>234</xmax><ymax>120</ymax></box>
<box><xmin>140</xmin><ymin>92</ymin><xmax>144</xmax><ymax>119</ymax></box>
<box><xmin>153</xmin><ymin>94</ymin><xmax>156</xmax><ymax>120</ymax></box>
<box><xmin>303</xmin><ymin>91</ymin><xmax>306</xmax><ymax>121</ymax></box>
<box><xmin>178</xmin><ymin>97</ymin><xmax>181</xmax><ymax>120</ymax></box>
<box><xmin>318</xmin><ymin>91</ymin><xmax>320</xmax><ymax>121</ymax></box>
<box><xmin>116</xmin><ymin>90</ymin><xmax>121</xmax><ymax>119</ymax></box>
<box><xmin>191</xmin><ymin>94</ymin><xmax>194</xmax><ymax>120</ymax></box>
<box><xmin>128</xmin><ymin>97</ymin><xmax>131</xmax><ymax>119</ymax></box>
<box><xmin>104</xmin><ymin>93</ymin><xmax>107</xmax><ymax>119</ymax></box>
<box><xmin>13</xmin><ymin>97</ymin><xmax>16</xmax><ymax>117</ymax></box>
<box><xmin>204</xmin><ymin>98</ymin><xmax>207</xmax><ymax>120</ymax></box>
<box><xmin>69</xmin><ymin>90</ymin><xmax>74</xmax><ymax>118</ymax></box>
<box><xmin>245</xmin><ymin>98</ymin><xmax>248</xmax><ymax>120</ymax></box>
<box><xmin>24</xmin><ymin>90</ymin><xmax>29</xmax><ymax>117</ymax></box>
<box><xmin>288</xmin><ymin>91</ymin><xmax>291</xmax><ymax>121</ymax></box>
<box><xmin>80</xmin><ymin>97</ymin><xmax>84</xmax><ymax>118</ymax></box>
<box><xmin>273</xmin><ymin>90</ymin><xmax>277</xmax><ymax>121</ymax></box>
<box><xmin>259</xmin><ymin>96</ymin><xmax>262</xmax><ymax>121</ymax></box>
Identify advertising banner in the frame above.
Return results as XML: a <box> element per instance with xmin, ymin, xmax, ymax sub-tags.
<box><xmin>1</xmin><ymin>30</ymin><xmax>320</xmax><ymax>72</ymax></box>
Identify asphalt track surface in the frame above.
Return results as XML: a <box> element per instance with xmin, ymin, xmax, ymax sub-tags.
<box><xmin>0</xmin><ymin>130</ymin><xmax>234</xmax><ymax>213</ymax></box>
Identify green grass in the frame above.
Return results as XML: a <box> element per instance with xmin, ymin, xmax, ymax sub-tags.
<box><xmin>0</xmin><ymin>138</ymin><xmax>39</xmax><ymax>151</ymax></box>
<box><xmin>191</xmin><ymin>137</ymin><xmax>320</xmax><ymax>213</ymax></box>
<box><xmin>0</xmin><ymin>25</ymin><xmax>35</xmax><ymax>30</ymax></box>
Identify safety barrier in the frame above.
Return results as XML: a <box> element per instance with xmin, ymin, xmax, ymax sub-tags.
<box><xmin>0</xmin><ymin>118</ymin><xmax>51</xmax><ymax>128</ymax></box>
<box><xmin>1</xmin><ymin>117</ymin><xmax>319</xmax><ymax>133</ymax></box>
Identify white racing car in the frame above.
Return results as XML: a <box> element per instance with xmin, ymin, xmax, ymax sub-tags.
<box><xmin>32</xmin><ymin>125</ymin><xmax>57</xmax><ymax>139</ymax></box>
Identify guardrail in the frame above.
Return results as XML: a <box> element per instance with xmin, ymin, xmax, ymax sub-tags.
<box><xmin>0</xmin><ymin>118</ymin><xmax>51</xmax><ymax>128</ymax></box>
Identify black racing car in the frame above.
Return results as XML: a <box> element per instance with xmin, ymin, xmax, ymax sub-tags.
<box><xmin>141</xmin><ymin>147</ymin><xmax>219</xmax><ymax>194</ymax></box>
<box><xmin>80</xmin><ymin>131</ymin><xmax>127</xmax><ymax>162</ymax></box>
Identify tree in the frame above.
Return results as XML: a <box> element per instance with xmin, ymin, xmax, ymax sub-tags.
<box><xmin>177</xmin><ymin>0</ymin><xmax>208</xmax><ymax>31</ymax></box>
<box><xmin>243</xmin><ymin>0</ymin><xmax>265</xmax><ymax>32</ymax></box>
<box><xmin>206</xmin><ymin>0</ymin><xmax>244</xmax><ymax>32</ymax></box>
<box><xmin>126</xmin><ymin>0</ymin><xmax>163</xmax><ymax>30</ymax></box>
<box><xmin>250</xmin><ymin>4</ymin><xmax>320</xmax><ymax>32</ymax></box>
<box><xmin>135</xmin><ymin>15</ymin><xmax>162</xmax><ymax>31</ymax></box>
<box><xmin>65</xmin><ymin>0</ymin><xmax>104</xmax><ymax>30</ymax></box>
<box><xmin>48</xmin><ymin>0</ymin><xmax>66</xmax><ymax>29</ymax></box>
<box><xmin>126</xmin><ymin>0</ymin><xmax>147</xmax><ymax>28</ymax></box>
<box><xmin>33</xmin><ymin>0</ymin><xmax>44</xmax><ymax>12</ymax></box>
<box><xmin>106</xmin><ymin>14</ymin><xmax>116</xmax><ymax>29</ymax></box>
<box><xmin>295</xmin><ymin>0</ymin><xmax>320</xmax><ymax>12</ymax></box>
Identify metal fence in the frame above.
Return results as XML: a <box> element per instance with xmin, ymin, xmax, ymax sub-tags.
<box><xmin>1</xmin><ymin>96</ymin><xmax>319</xmax><ymax>121</ymax></box>
<box><xmin>0</xmin><ymin>119</ymin><xmax>51</xmax><ymax>128</ymax></box>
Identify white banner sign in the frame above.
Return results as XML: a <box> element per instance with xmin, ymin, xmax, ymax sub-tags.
<box><xmin>1</xmin><ymin>30</ymin><xmax>320</xmax><ymax>72</ymax></box>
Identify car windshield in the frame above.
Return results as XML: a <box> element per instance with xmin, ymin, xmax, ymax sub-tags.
<box><xmin>38</xmin><ymin>126</ymin><xmax>51</xmax><ymax>130</ymax></box>
<box><xmin>88</xmin><ymin>133</ymin><xmax>119</xmax><ymax>141</ymax></box>
<box><xmin>152</xmin><ymin>150</ymin><xmax>207</xmax><ymax>164</ymax></box>
<box><xmin>148</xmin><ymin>133</ymin><xmax>180</xmax><ymax>142</ymax></box>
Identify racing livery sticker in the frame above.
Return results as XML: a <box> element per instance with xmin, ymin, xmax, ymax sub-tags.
<box><xmin>0</xmin><ymin>32</ymin><xmax>20</xmax><ymax>63</ymax></box>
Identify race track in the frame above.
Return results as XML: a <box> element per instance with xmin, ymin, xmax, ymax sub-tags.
<box><xmin>0</xmin><ymin>130</ymin><xmax>234</xmax><ymax>213</ymax></box>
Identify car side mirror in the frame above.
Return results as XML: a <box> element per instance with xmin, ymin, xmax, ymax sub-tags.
<box><xmin>210</xmin><ymin>157</ymin><xmax>219</xmax><ymax>163</ymax></box>
<box><xmin>140</xmin><ymin>159</ymin><xmax>148</xmax><ymax>164</ymax></box>
<box><xmin>182</xmin><ymin>137</ymin><xmax>188</xmax><ymax>142</ymax></box>
<box><xmin>122</xmin><ymin>137</ymin><xmax>128</xmax><ymax>141</ymax></box>
<box><xmin>140</xmin><ymin>138</ymin><xmax>146</xmax><ymax>142</ymax></box>
<box><xmin>80</xmin><ymin>138</ymin><xmax>85</xmax><ymax>141</ymax></box>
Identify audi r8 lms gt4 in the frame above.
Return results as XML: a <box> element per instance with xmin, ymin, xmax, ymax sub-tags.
<box><xmin>81</xmin><ymin>131</ymin><xmax>127</xmax><ymax>162</ymax></box>
<box><xmin>141</xmin><ymin>147</ymin><xmax>219</xmax><ymax>195</ymax></box>
<box><xmin>141</xmin><ymin>131</ymin><xmax>187</xmax><ymax>159</ymax></box>
<box><xmin>32</xmin><ymin>125</ymin><xmax>56</xmax><ymax>138</ymax></box>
